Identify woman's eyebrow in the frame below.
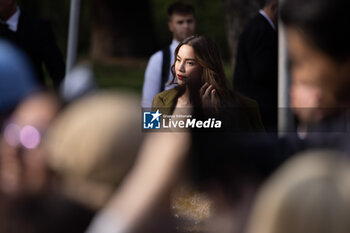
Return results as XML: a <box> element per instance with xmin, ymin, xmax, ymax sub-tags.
<box><xmin>177</xmin><ymin>55</ymin><xmax>196</xmax><ymax>61</ymax></box>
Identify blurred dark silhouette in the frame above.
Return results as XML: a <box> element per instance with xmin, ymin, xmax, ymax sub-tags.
<box><xmin>279</xmin><ymin>0</ymin><xmax>350</xmax><ymax>156</ymax></box>
<box><xmin>0</xmin><ymin>0</ymin><xmax>65</xmax><ymax>90</ymax></box>
<box><xmin>233</xmin><ymin>0</ymin><xmax>278</xmax><ymax>132</ymax></box>
<box><xmin>90</xmin><ymin>0</ymin><xmax>156</xmax><ymax>59</ymax></box>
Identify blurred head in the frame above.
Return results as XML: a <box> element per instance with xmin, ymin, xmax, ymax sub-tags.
<box><xmin>281</xmin><ymin>0</ymin><xmax>350</xmax><ymax>122</ymax></box>
<box><xmin>0</xmin><ymin>39</ymin><xmax>39</xmax><ymax>116</ymax></box>
<box><xmin>167</xmin><ymin>1</ymin><xmax>196</xmax><ymax>42</ymax></box>
<box><xmin>287</xmin><ymin>27</ymin><xmax>340</xmax><ymax>123</ymax></box>
<box><xmin>247</xmin><ymin>150</ymin><xmax>350</xmax><ymax>233</ymax></box>
<box><xmin>45</xmin><ymin>91</ymin><xmax>143</xmax><ymax>210</ymax></box>
<box><xmin>262</xmin><ymin>0</ymin><xmax>278</xmax><ymax>25</ymax></box>
<box><xmin>0</xmin><ymin>92</ymin><xmax>60</xmax><ymax>195</ymax></box>
<box><xmin>171</xmin><ymin>35</ymin><xmax>232</xmax><ymax>103</ymax></box>
<box><xmin>0</xmin><ymin>0</ymin><xmax>16</xmax><ymax>21</ymax></box>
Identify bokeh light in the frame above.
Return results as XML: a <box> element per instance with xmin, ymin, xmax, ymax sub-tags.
<box><xmin>19</xmin><ymin>125</ymin><xmax>40</xmax><ymax>149</ymax></box>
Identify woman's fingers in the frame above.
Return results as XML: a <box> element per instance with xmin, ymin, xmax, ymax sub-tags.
<box><xmin>200</xmin><ymin>83</ymin><xmax>218</xmax><ymax>108</ymax></box>
<box><xmin>204</xmin><ymin>84</ymin><xmax>214</xmax><ymax>97</ymax></box>
<box><xmin>211</xmin><ymin>89</ymin><xmax>216</xmax><ymax>104</ymax></box>
<box><xmin>200</xmin><ymin>82</ymin><xmax>209</xmax><ymax>96</ymax></box>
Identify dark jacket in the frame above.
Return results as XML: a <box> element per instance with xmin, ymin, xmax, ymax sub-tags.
<box><xmin>233</xmin><ymin>13</ymin><xmax>278</xmax><ymax>131</ymax></box>
<box><xmin>0</xmin><ymin>11</ymin><xmax>65</xmax><ymax>90</ymax></box>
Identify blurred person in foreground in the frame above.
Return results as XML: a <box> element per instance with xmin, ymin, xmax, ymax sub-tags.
<box><xmin>0</xmin><ymin>38</ymin><xmax>49</xmax><ymax>196</ymax></box>
<box><xmin>247</xmin><ymin>150</ymin><xmax>350</xmax><ymax>233</ymax></box>
<box><xmin>0</xmin><ymin>91</ymin><xmax>144</xmax><ymax>233</ymax></box>
<box><xmin>0</xmin><ymin>0</ymin><xmax>65</xmax><ymax>91</ymax></box>
<box><xmin>278</xmin><ymin>0</ymin><xmax>350</xmax><ymax>157</ymax></box>
<box><xmin>0</xmin><ymin>39</ymin><xmax>74</xmax><ymax>233</ymax></box>
<box><xmin>0</xmin><ymin>92</ymin><xmax>59</xmax><ymax>196</ymax></box>
<box><xmin>0</xmin><ymin>38</ymin><xmax>46</xmax><ymax>197</ymax></box>
<box><xmin>0</xmin><ymin>38</ymin><xmax>59</xmax><ymax>197</ymax></box>
<box><xmin>45</xmin><ymin>92</ymin><xmax>143</xmax><ymax>211</ymax></box>
<box><xmin>0</xmin><ymin>39</ymin><xmax>38</xmax><ymax>119</ymax></box>
<box><xmin>0</xmin><ymin>38</ymin><xmax>191</xmax><ymax>232</ymax></box>
<box><xmin>0</xmin><ymin>93</ymin><xmax>71</xmax><ymax>233</ymax></box>
<box><xmin>142</xmin><ymin>1</ymin><xmax>196</xmax><ymax>108</ymax></box>
<box><xmin>44</xmin><ymin>92</ymin><xmax>191</xmax><ymax>233</ymax></box>
<box><xmin>86</xmin><ymin>131</ymin><xmax>191</xmax><ymax>233</ymax></box>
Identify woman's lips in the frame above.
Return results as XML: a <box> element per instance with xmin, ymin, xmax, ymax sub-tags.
<box><xmin>177</xmin><ymin>75</ymin><xmax>186</xmax><ymax>80</ymax></box>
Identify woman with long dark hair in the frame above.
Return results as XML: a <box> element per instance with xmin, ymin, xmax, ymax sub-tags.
<box><xmin>152</xmin><ymin>35</ymin><xmax>263</xmax><ymax>132</ymax></box>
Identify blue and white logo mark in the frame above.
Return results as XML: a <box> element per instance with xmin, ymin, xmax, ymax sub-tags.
<box><xmin>143</xmin><ymin>109</ymin><xmax>162</xmax><ymax>129</ymax></box>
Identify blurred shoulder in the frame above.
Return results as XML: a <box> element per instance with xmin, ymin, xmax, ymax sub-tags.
<box><xmin>233</xmin><ymin>91</ymin><xmax>265</xmax><ymax>132</ymax></box>
<box><xmin>242</xmin><ymin>13</ymin><xmax>272</xmax><ymax>36</ymax></box>
<box><xmin>148</xmin><ymin>49</ymin><xmax>162</xmax><ymax>63</ymax></box>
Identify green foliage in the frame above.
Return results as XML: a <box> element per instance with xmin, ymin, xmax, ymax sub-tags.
<box><xmin>15</xmin><ymin>0</ymin><xmax>231</xmax><ymax>91</ymax></box>
<box><xmin>92</xmin><ymin>60</ymin><xmax>232</xmax><ymax>93</ymax></box>
<box><xmin>15</xmin><ymin>0</ymin><xmax>229</xmax><ymax>59</ymax></box>
<box><xmin>93</xmin><ymin>62</ymin><xmax>146</xmax><ymax>94</ymax></box>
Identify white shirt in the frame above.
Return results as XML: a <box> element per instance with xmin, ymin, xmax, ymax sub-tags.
<box><xmin>141</xmin><ymin>39</ymin><xmax>179</xmax><ymax>108</ymax></box>
<box><xmin>5</xmin><ymin>6</ymin><xmax>20</xmax><ymax>32</ymax></box>
<box><xmin>259</xmin><ymin>9</ymin><xmax>276</xmax><ymax>31</ymax></box>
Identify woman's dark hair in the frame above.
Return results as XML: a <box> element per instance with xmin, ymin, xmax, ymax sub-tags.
<box><xmin>170</xmin><ymin>35</ymin><xmax>233</xmax><ymax>107</ymax></box>
<box><xmin>280</xmin><ymin>0</ymin><xmax>350</xmax><ymax>62</ymax></box>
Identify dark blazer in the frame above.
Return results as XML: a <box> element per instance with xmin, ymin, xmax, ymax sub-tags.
<box><xmin>0</xmin><ymin>11</ymin><xmax>65</xmax><ymax>90</ymax></box>
<box><xmin>233</xmin><ymin>13</ymin><xmax>278</xmax><ymax>131</ymax></box>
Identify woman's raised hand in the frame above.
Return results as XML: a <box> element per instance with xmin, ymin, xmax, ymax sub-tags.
<box><xmin>200</xmin><ymin>82</ymin><xmax>219</xmax><ymax>108</ymax></box>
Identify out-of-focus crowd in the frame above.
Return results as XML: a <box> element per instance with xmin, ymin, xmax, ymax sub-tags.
<box><xmin>2</xmin><ymin>0</ymin><xmax>350</xmax><ymax>233</ymax></box>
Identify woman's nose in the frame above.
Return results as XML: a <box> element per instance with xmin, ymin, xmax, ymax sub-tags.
<box><xmin>178</xmin><ymin>62</ymin><xmax>185</xmax><ymax>72</ymax></box>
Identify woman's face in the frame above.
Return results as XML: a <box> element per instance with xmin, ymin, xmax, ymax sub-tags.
<box><xmin>286</xmin><ymin>27</ymin><xmax>349</xmax><ymax>123</ymax></box>
<box><xmin>175</xmin><ymin>44</ymin><xmax>203</xmax><ymax>87</ymax></box>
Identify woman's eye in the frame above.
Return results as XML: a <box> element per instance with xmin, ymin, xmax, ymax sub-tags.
<box><xmin>187</xmin><ymin>62</ymin><xmax>194</xmax><ymax>65</ymax></box>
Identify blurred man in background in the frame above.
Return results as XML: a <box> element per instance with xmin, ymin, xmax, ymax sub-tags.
<box><xmin>0</xmin><ymin>0</ymin><xmax>65</xmax><ymax>91</ymax></box>
<box><xmin>233</xmin><ymin>0</ymin><xmax>278</xmax><ymax>132</ymax></box>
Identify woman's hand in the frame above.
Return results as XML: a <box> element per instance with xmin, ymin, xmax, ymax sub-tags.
<box><xmin>200</xmin><ymin>82</ymin><xmax>219</xmax><ymax>108</ymax></box>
